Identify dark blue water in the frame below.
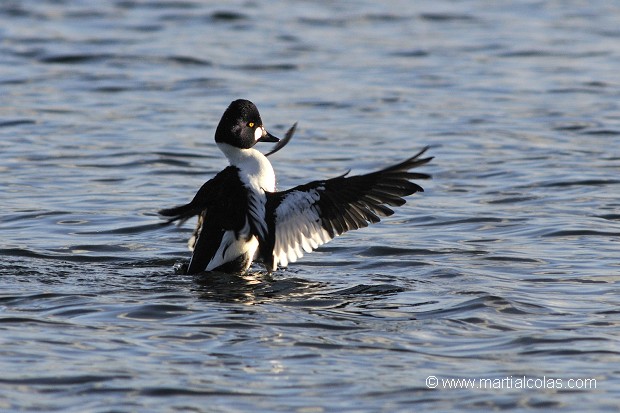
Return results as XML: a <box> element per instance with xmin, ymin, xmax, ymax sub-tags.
<box><xmin>1</xmin><ymin>1</ymin><xmax>619</xmax><ymax>412</ymax></box>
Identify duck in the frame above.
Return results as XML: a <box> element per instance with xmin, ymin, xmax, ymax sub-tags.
<box><xmin>160</xmin><ymin>99</ymin><xmax>432</xmax><ymax>274</ymax></box>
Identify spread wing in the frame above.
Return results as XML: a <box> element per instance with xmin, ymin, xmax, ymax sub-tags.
<box><xmin>159</xmin><ymin>166</ymin><xmax>249</xmax><ymax>274</ymax></box>
<box><xmin>261</xmin><ymin>147</ymin><xmax>433</xmax><ymax>271</ymax></box>
<box><xmin>159</xmin><ymin>166</ymin><xmax>241</xmax><ymax>225</ymax></box>
<box><xmin>264</xmin><ymin>122</ymin><xmax>297</xmax><ymax>157</ymax></box>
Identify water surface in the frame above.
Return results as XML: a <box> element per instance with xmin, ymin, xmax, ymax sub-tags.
<box><xmin>1</xmin><ymin>1</ymin><xmax>619</xmax><ymax>412</ymax></box>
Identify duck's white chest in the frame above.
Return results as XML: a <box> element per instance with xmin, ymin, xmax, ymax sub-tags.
<box><xmin>218</xmin><ymin>143</ymin><xmax>276</xmax><ymax>192</ymax></box>
<box><xmin>239</xmin><ymin>152</ymin><xmax>276</xmax><ymax>193</ymax></box>
<box><xmin>218</xmin><ymin>145</ymin><xmax>274</xmax><ymax>240</ymax></box>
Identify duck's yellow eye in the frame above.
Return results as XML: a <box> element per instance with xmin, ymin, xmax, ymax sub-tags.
<box><xmin>248</xmin><ymin>122</ymin><xmax>254</xmax><ymax>128</ymax></box>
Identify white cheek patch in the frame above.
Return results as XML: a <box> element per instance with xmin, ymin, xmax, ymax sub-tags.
<box><xmin>254</xmin><ymin>127</ymin><xmax>263</xmax><ymax>142</ymax></box>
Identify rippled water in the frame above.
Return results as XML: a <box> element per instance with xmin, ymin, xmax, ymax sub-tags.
<box><xmin>1</xmin><ymin>1</ymin><xmax>619</xmax><ymax>412</ymax></box>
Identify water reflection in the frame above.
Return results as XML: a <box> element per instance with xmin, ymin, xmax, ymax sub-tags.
<box><xmin>191</xmin><ymin>270</ymin><xmax>323</xmax><ymax>304</ymax></box>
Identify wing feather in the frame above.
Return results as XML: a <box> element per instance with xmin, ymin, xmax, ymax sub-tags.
<box><xmin>158</xmin><ymin>166</ymin><xmax>250</xmax><ymax>274</ymax></box>
<box><xmin>158</xmin><ymin>166</ymin><xmax>242</xmax><ymax>225</ymax></box>
<box><xmin>262</xmin><ymin>147</ymin><xmax>433</xmax><ymax>271</ymax></box>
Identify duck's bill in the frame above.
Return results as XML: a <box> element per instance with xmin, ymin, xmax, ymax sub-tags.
<box><xmin>265</xmin><ymin>122</ymin><xmax>297</xmax><ymax>157</ymax></box>
<box><xmin>258</xmin><ymin>129</ymin><xmax>280</xmax><ymax>143</ymax></box>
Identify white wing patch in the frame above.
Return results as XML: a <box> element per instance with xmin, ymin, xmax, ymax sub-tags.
<box><xmin>272</xmin><ymin>188</ymin><xmax>333</xmax><ymax>269</ymax></box>
<box><xmin>204</xmin><ymin>220</ymin><xmax>258</xmax><ymax>272</ymax></box>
